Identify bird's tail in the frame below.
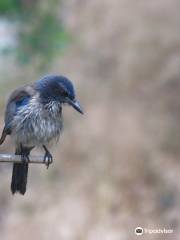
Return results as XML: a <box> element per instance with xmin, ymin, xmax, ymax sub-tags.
<box><xmin>11</xmin><ymin>147</ymin><xmax>30</xmax><ymax>195</ymax></box>
<box><xmin>11</xmin><ymin>162</ymin><xmax>28</xmax><ymax>195</ymax></box>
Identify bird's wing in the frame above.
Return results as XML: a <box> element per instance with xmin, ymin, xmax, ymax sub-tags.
<box><xmin>4</xmin><ymin>85</ymin><xmax>35</xmax><ymax>134</ymax></box>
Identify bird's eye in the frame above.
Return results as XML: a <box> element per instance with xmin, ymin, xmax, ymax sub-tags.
<box><xmin>54</xmin><ymin>86</ymin><xmax>68</xmax><ymax>97</ymax></box>
<box><xmin>61</xmin><ymin>90</ymin><xmax>68</xmax><ymax>97</ymax></box>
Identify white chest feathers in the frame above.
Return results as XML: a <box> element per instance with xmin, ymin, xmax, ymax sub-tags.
<box><xmin>12</xmin><ymin>97</ymin><xmax>63</xmax><ymax>146</ymax></box>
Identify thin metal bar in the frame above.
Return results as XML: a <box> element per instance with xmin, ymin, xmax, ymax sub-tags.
<box><xmin>0</xmin><ymin>153</ymin><xmax>47</xmax><ymax>164</ymax></box>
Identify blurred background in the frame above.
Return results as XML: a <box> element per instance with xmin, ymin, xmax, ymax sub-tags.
<box><xmin>0</xmin><ymin>0</ymin><xmax>179</xmax><ymax>239</ymax></box>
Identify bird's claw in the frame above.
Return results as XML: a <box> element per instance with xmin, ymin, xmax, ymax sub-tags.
<box><xmin>43</xmin><ymin>152</ymin><xmax>53</xmax><ymax>169</ymax></box>
<box><xmin>21</xmin><ymin>154</ymin><xmax>30</xmax><ymax>163</ymax></box>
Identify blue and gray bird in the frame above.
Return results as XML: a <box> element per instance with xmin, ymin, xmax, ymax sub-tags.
<box><xmin>0</xmin><ymin>75</ymin><xmax>83</xmax><ymax>195</ymax></box>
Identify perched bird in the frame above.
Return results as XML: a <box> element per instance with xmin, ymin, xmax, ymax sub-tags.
<box><xmin>0</xmin><ymin>75</ymin><xmax>83</xmax><ymax>195</ymax></box>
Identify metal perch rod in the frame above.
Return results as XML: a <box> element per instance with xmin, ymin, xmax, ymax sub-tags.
<box><xmin>0</xmin><ymin>153</ymin><xmax>48</xmax><ymax>164</ymax></box>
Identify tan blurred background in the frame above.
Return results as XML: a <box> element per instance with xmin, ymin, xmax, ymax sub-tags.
<box><xmin>0</xmin><ymin>0</ymin><xmax>180</xmax><ymax>239</ymax></box>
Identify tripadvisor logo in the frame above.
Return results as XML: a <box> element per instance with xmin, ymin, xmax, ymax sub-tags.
<box><xmin>135</xmin><ymin>227</ymin><xmax>143</xmax><ymax>235</ymax></box>
<box><xmin>134</xmin><ymin>227</ymin><xmax>173</xmax><ymax>236</ymax></box>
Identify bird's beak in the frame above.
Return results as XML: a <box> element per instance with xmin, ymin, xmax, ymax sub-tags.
<box><xmin>67</xmin><ymin>99</ymin><xmax>84</xmax><ymax>114</ymax></box>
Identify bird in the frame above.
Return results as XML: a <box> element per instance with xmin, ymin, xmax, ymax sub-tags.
<box><xmin>0</xmin><ymin>75</ymin><xmax>83</xmax><ymax>195</ymax></box>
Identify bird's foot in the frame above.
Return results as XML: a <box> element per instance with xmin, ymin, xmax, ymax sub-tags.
<box><xmin>43</xmin><ymin>151</ymin><xmax>53</xmax><ymax>169</ymax></box>
<box><xmin>19</xmin><ymin>144</ymin><xmax>31</xmax><ymax>163</ymax></box>
<box><xmin>21</xmin><ymin>152</ymin><xmax>30</xmax><ymax>163</ymax></box>
<box><xmin>43</xmin><ymin>145</ymin><xmax>53</xmax><ymax>169</ymax></box>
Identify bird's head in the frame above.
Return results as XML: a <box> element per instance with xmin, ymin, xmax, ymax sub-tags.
<box><xmin>35</xmin><ymin>75</ymin><xmax>83</xmax><ymax>114</ymax></box>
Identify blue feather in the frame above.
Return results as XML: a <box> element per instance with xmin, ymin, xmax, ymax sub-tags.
<box><xmin>16</xmin><ymin>96</ymin><xmax>30</xmax><ymax>109</ymax></box>
<box><xmin>35</xmin><ymin>75</ymin><xmax>75</xmax><ymax>101</ymax></box>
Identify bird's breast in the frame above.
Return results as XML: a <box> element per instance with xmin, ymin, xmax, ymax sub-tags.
<box><xmin>11</xmin><ymin>100</ymin><xmax>63</xmax><ymax>146</ymax></box>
